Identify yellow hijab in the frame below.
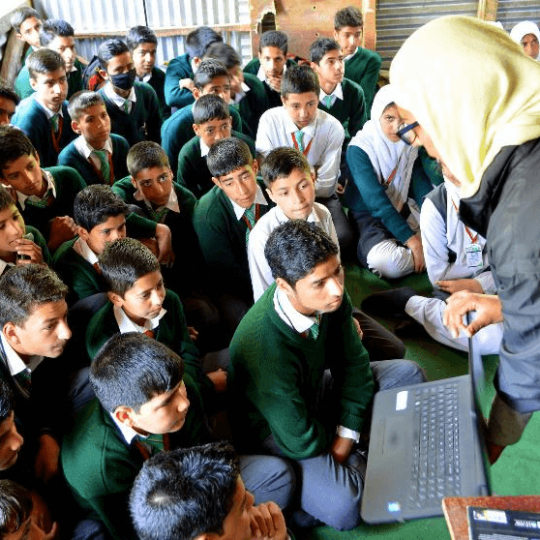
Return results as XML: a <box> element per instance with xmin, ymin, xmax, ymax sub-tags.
<box><xmin>390</xmin><ymin>16</ymin><xmax>540</xmax><ymax>198</ymax></box>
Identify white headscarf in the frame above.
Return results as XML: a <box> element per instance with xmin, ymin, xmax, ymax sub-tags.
<box><xmin>349</xmin><ymin>84</ymin><xmax>418</xmax><ymax>213</ymax></box>
<box><xmin>510</xmin><ymin>21</ymin><xmax>540</xmax><ymax>59</ymax></box>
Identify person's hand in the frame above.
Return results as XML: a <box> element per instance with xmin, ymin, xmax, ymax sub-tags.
<box><xmin>13</xmin><ymin>237</ymin><xmax>45</xmax><ymax>265</ymax></box>
<box><xmin>250</xmin><ymin>502</ymin><xmax>288</xmax><ymax>540</ymax></box>
<box><xmin>335</xmin><ymin>183</ymin><xmax>345</xmax><ymax>196</ymax></box>
<box><xmin>42</xmin><ymin>522</ymin><xmax>59</xmax><ymax>540</ymax></box>
<box><xmin>47</xmin><ymin>216</ymin><xmax>77</xmax><ymax>252</ymax></box>
<box><xmin>155</xmin><ymin>224</ymin><xmax>175</xmax><ymax>267</ymax></box>
<box><xmin>207</xmin><ymin>369</ymin><xmax>227</xmax><ymax>393</ymax></box>
<box><xmin>35</xmin><ymin>434</ymin><xmax>60</xmax><ymax>483</ymax></box>
<box><xmin>330</xmin><ymin>434</ymin><xmax>355</xmax><ymax>463</ymax></box>
<box><xmin>179</xmin><ymin>78</ymin><xmax>195</xmax><ymax>92</ymax></box>
<box><xmin>187</xmin><ymin>326</ymin><xmax>199</xmax><ymax>342</ymax></box>
<box><xmin>352</xmin><ymin>317</ymin><xmax>363</xmax><ymax>340</ymax></box>
<box><xmin>443</xmin><ymin>291</ymin><xmax>503</xmax><ymax>339</ymax></box>
<box><xmin>405</xmin><ymin>234</ymin><xmax>425</xmax><ymax>273</ymax></box>
<box><xmin>436</xmin><ymin>278</ymin><xmax>484</xmax><ymax>295</ymax></box>
<box><xmin>266</xmin><ymin>74</ymin><xmax>283</xmax><ymax>93</ymax></box>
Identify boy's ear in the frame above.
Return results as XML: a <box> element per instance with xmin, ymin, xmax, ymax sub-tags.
<box><xmin>130</xmin><ymin>176</ymin><xmax>138</xmax><ymax>189</ymax></box>
<box><xmin>276</xmin><ymin>276</ymin><xmax>294</xmax><ymax>297</ymax></box>
<box><xmin>99</xmin><ymin>68</ymin><xmax>109</xmax><ymax>81</ymax></box>
<box><xmin>114</xmin><ymin>406</ymin><xmax>135</xmax><ymax>427</ymax></box>
<box><xmin>192</xmin><ymin>123</ymin><xmax>201</xmax><ymax>137</ymax></box>
<box><xmin>29</xmin><ymin>77</ymin><xmax>38</xmax><ymax>92</ymax></box>
<box><xmin>251</xmin><ymin>158</ymin><xmax>259</xmax><ymax>175</ymax></box>
<box><xmin>77</xmin><ymin>226</ymin><xmax>90</xmax><ymax>241</ymax></box>
<box><xmin>211</xmin><ymin>176</ymin><xmax>221</xmax><ymax>188</ymax></box>
<box><xmin>71</xmin><ymin>120</ymin><xmax>82</xmax><ymax>135</ymax></box>
<box><xmin>191</xmin><ymin>57</ymin><xmax>202</xmax><ymax>71</ymax></box>
<box><xmin>3</xmin><ymin>322</ymin><xmax>21</xmax><ymax>348</ymax></box>
<box><xmin>192</xmin><ymin>87</ymin><xmax>201</xmax><ymax>100</ymax></box>
<box><xmin>265</xmin><ymin>186</ymin><xmax>276</xmax><ymax>204</ymax></box>
<box><xmin>310</xmin><ymin>61</ymin><xmax>319</xmax><ymax>73</ymax></box>
<box><xmin>107</xmin><ymin>291</ymin><xmax>124</xmax><ymax>308</ymax></box>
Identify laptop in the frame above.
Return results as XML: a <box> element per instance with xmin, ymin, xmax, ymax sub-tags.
<box><xmin>361</xmin><ymin>327</ymin><xmax>491</xmax><ymax>523</ymax></box>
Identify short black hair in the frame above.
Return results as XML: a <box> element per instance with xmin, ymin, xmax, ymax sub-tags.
<box><xmin>39</xmin><ymin>19</ymin><xmax>74</xmax><ymax>47</ymax></box>
<box><xmin>310</xmin><ymin>37</ymin><xmax>341</xmax><ymax>64</ymax></box>
<box><xmin>0</xmin><ymin>265</ymin><xmax>68</xmax><ymax>328</ymax></box>
<box><xmin>334</xmin><ymin>6</ymin><xmax>363</xmax><ymax>31</ymax></box>
<box><xmin>10</xmin><ymin>7</ymin><xmax>40</xmax><ymax>33</ymax></box>
<box><xmin>90</xmin><ymin>332</ymin><xmax>185</xmax><ymax>413</ymax></box>
<box><xmin>126</xmin><ymin>25</ymin><xmax>158</xmax><ymax>51</ymax></box>
<box><xmin>206</xmin><ymin>137</ymin><xmax>252</xmax><ymax>179</ymax></box>
<box><xmin>185</xmin><ymin>27</ymin><xmax>222</xmax><ymax>61</ymax></box>
<box><xmin>203</xmin><ymin>42</ymin><xmax>240</xmax><ymax>70</ymax></box>
<box><xmin>192</xmin><ymin>94</ymin><xmax>230</xmax><ymax>125</ymax></box>
<box><xmin>0</xmin><ymin>480</ymin><xmax>33</xmax><ymax>537</ymax></box>
<box><xmin>0</xmin><ymin>81</ymin><xmax>20</xmax><ymax>108</ymax></box>
<box><xmin>73</xmin><ymin>185</ymin><xmax>128</xmax><ymax>232</ymax></box>
<box><xmin>261</xmin><ymin>147</ymin><xmax>310</xmax><ymax>187</ymax></box>
<box><xmin>99</xmin><ymin>238</ymin><xmax>160</xmax><ymax>296</ymax></box>
<box><xmin>127</xmin><ymin>141</ymin><xmax>170</xmax><ymax>178</ymax></box>
<box><xmin>0</xmin><ymin>126</ymin><xmax>36</xmax><ymax>179</ymax></box>
<box><xmin>130</xmin><ymin>442</ymin><xmax>240</xmax><ymax>540</ymax></box>
<box><xmin>281</xmin><ymin>64</ymin><xmax>319</xmax><ymax>98</ymax></box>
<box><xmin>265</xmin><ymin>220</ymin><xmax>338</xmax><ymax>287</ymax></box>
<box><xmin>258</xmin><ymin>30</ymin><xmax>288</xmax><ymax>54</ymax></box>
<box><xmin>68</xmin><ymin>90</ymin><xmax>106</xmax><ymax>121</ymax></box>
<box><xmin>0</xmin><ymin>185</ymin><xmax>16</xmax><ymax>214</ymax></box>
<box><xmin>193</xmin><ymin>59</ymin><xmax>229</xmax><ymax>91</ymax></box>
<box><xmin>98</xmin><ymin>39</ymin><xmax>130</xmax><ymax>70</ymax></box>
<box><xmin>27</xmin><ymin>48</ymin><xmax>65</xmax><ymax>80</ymax></box>
<box><xmin>0</xmin><ymin>380</ymin><xmax>13</xmax><ymax>425</ymax></box>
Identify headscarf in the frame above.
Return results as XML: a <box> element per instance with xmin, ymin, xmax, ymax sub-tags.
<box><xmin>390</xmin><ymin>16</ymin><xmax>540</xmax><ymax>199</ymax></box>
<box><xmin>349</xmin><ymin>84</ymin><xmax>418</xmax><ymax>213</ymax></box>
<box><xmin>510</xmin><ymin>20</ymin><xmax>540</xmax><ymax>59</ymax></box>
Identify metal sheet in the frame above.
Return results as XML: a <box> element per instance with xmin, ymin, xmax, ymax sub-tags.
<box><xmin>497</xmin><ymin>0</ymin><xmax>540</xmax><ymax>32</ymax></box>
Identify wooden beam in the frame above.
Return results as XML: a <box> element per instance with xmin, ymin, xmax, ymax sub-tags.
<box><xmin>363</xmin><ymin>0</ymin><xmax>377</xmax><ymax>51</ymax></box>
<box><xmin>477</xmin><ymin>0</ymin><xmax>498</xmax><ymax>21</ymax></box>
<box><xmin>0</xmin><ymin>31</ymin><xmax>25</xmax><ymax>86</ymax></box>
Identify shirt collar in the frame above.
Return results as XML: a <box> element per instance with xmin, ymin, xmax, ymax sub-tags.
<box><xmin>343</xmin><ymin>47</ymin><xmax>359</xmax><ymax>62</ymax></box>
<box><xmin>113</xmin><ymin>305</ymin><xmax>167</xmax><ymax>334</ymax></box>
<box><xmin>16</xmin><ymin>169</ymin><xmax>57</xmax><ymax>210</ymax></box>
<box><xmin>133</xmin><ymin>186</ymin><xmax>180</xmax><ymax>214</ymax></box>
<box><xmin>273</xmin><ymin>287</ymin><xmax>320</xmax><ymax>334</ymax></box>
<box><xmin>74</xmin><ymin>135</ymin><xmax>114</xmax><ymax>159</ymax></box>
<box><xmin>284</xmin><ymin>113</ymin><xmax>317</xmax><ymax>138</ymax></box>
<box><xmin>73</xmin><ymin>237</ymin><xmax>99</xmax><ymax>266</ymax></box>
<box><xmin>319</xmin><ymin>82</ymin><xmax>343</xmax><ymax>102</ymax></box>
<box><xmin>104</xmin><ymin>83</ymin><xmax>137</xmax><ymax>108</ymax></box>
<box><xmin>233</xmin><ymin>81</ymin><xmax>250</xmax><ymax>104</ymax></box>
<box><xmin>0</xmin><ymin>260</ymin><xmax>12</xmax><ymax>277</ymax></box>
<box><xmin>34</xmin><ymin>95</ymin><xmax>64</xmax><ymax>118</ymax></box>
<box><xmin>110</xmin><ymin>411</ymin><xmax>144</xmax><ymax>445</ymax></box>
<box><xmin>230</xmin><ymin>185</ymin><xmax>268</xmax><ymax>220</ymax></box>
<box><xmin>137</xmin><ymin>73</ymin><xmax>152</xmax><ymax>83</ymax></box>
<box><xmin>199</xmin><ymin>138</ymin><xmax>211</xmax><ymax>158</ymax></box>
<box><xmin>0</xmin><ymin>333</ymin><xmax>43</xmax><ymax>375</ymax></box>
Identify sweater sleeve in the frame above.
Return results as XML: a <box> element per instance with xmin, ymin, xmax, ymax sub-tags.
<box><xmin>164</xmin><ymin>57</ymin><xmax>195</xmax><ymax>109</ymax></box>
<box><xmin>359</xmin><ymin>51</ymin><xmax>382</xmax><ymax>111</ymax></box>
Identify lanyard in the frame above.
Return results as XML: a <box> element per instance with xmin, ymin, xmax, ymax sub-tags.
<box><xmin>451</xmin><ymin>197</ymin><xmax>478</xmax><ymax>243</ymax></box>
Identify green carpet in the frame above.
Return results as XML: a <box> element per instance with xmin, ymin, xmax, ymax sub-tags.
<box><xmin>304</xmin><ymin>265</ymin><xmax>540</xmax><ymax>540</ymax></box>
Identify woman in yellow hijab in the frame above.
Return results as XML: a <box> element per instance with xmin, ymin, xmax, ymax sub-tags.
<box><xmin>390</xmin><ymin>15</ymin><xmax>540</xmax><ymax>462</ymax></box>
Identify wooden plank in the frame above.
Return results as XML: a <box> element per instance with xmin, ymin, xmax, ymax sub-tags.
<box><xmin>477</xmin><ymin>0</ymin><xmax>499</xmax><ymax>21</ymax></box>
<box><xmin>363</xmin><ymin>0</ymin><xmax>377</xmax><ymax>50</ymax></box>
<box><xmin>0</xmin><ymin>30</ymin><xmax>25</xmax><ymax>86</ymax></box>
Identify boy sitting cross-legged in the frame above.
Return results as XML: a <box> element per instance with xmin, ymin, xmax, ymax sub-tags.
<box><xmin>58</xmin><ymin>90</ymin><xmax>130</xmax><ymax>186</ymax></box>
<box><xmin>177</xmin><ymin>94</ymin><xmax>255</xmax><ymax>199</ymax></box>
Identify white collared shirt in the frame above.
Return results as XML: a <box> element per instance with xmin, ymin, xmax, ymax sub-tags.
<box><xmin>199</xmin><ymin>138</ymin><xmax>211</xmax><ymax>158</ymax></box>
<box><xmin>0</xmin><ymin>259</ymin><xmax>13</xmax><ymax>277</ymax></box>
<box><xmin>0</xmin><ymin>333</ymin><xmax>43</xmax><ymax>376</ymax></box>
<box><xmin>74</xmin><ymin>135</ymin><xmax>114</xmax><ymax>172</ymax></box>
<box><xmin>103</xmin><ymin>83</ymin><xmax>137</xmax><ymax>113</ymax></box>
<box><xmin>113</xmin><ymin>305</ymin><xmax>167</xmax><ymax>334</ymax></box>
<box><xmin>233</xmin><ymin>81</ymin><xmax>251</xmax><ymax>104</ymax></box>
<box><xmin>319</xmin><ymin>83</ymin><xmax>344</xmax><ymax>109</ymax></box>
<box><xmin>229</xmin><ymin>185</ymin><xmax>268</xmax><ymax>221</ymax></box>
<box><xmin>72</xmin><ymin>237</ymin><xmax>99</xmax><ymax>266</ymax></box>
<box><xmin>16</xmin><ymin>169</ymin><xmax>57</xmax><ymax>211</ymax></box>
<box><xmin>133</xmin><ymin>187</ymin><xmax>180</xmax><ymax>215</ymax></box>
<box><xmin>137</xmin><ymin>73</ymin><xmax>152</xmax><ymax>83</ymax></box>
<box><xmin>343</xmin><ymin>47</ymin><xmax>359</xmax><ymax>63</ymax></box>
<box><xmin>110</xmin><ymin>412</ymin><xmax>144</xmax><ymax>445</ymax></box>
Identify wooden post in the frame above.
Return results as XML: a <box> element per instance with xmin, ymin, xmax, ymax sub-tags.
<box><xmin>363</xmin><ymin>0</ymin><xmax>377</xmax><ymax>51</ymax></box>
<box><xmin>477</xmin><ymin>0</ymin><xmax>498</xmax><ymax>21</ymax></box>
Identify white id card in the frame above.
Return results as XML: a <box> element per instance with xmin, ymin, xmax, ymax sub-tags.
<box><xmin>465</xmin><ymin>243</ymin><xmax>483</xmax><ymax>268</ymax></box>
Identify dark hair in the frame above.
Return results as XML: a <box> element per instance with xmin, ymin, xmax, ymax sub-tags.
<box><xmin>0</xmin><ymin>480</ymin><xmax>33</xmax><ymax>537</ymax></box>
<box><xmin>68</xmin><ymin>90</ymin><xmax>106</xmax><ymax>121</ymax></box>
<box><xmin>310</xmin><ymin>37</ymin><xmax>341</xmax><ymax>64</ymax></box>
<box><xmin>27</xmin><ymin>48</ymin><xmax>65</xmax><ymax>80</ymax></box>
<box><xmin>281</xmin><ymin>64</ymin><xmax>319</xmax><ymax>98</ymax></box>
<box><xmin>0</xmin><ymin>126</ymin><xmax>36</xmax><ymax>177</ymax></box>
<box><xmin>206</xmin><ymin>137</ymin><xmax>252</xmax><ymax>178</ymax></box>
<box><xmin>203</xmin><ymin>42</ymin><xmax>240</xmax><ymax>70</ymax></box>
<box><xmin>193</xmin><ymin>59</ymin><xmax>229</xmax><ymax>91</ymax></box>
<box><xmin>258</xmin><ymin>30</ymin><xmax>288</xmax><ymax>54</ymax></box>
<box><xmin>126</xmin><ymin>25</ymin><xmax>158</xmax><ymax>51</ymax></box>
<box><xmin>334</xmin><ymin>6</ymin><xmax>363</xmax><ymax>31</ymax></box>
<box><xmin>39</xmin><ymin>19</ymin><xmax>74</xmax><ymax>47</ymax></box>
<box><xmin>0</xmin><ymin>265</ymin><xmax>68</xmax><ymax>328</ymax></box>
<box><xmin>90</xmin><ymin>332</ymin><xmax>184</xmax><ymax>413</ymax></box>
<box><xmin>99</xmin><ymin>238</ymin><xmax>160</xmax><ymax>296</ymax></box>
<box><xmin>185</xmin><ymin>27</ymin><xmax>222</xmax><ymax>61</ymax></box>
<box><xmin>0</xmin><ymin>185</ymin><xmax>16</xmax><ymax>214</ymax></box>
<box><xmin>98</xmin><ymin>39</ymin><xmax>130</xmax><ymax>70</ymax></box>
<box><xmin>192</xmin><ymin>94</ymin><xmax>230</xmax><ymax>125</ymax></box>
<box><xmin>0</xmin><ymin>81</ymin><xmax>20</xmax><ymax>108</ymax></box>
<box><xmin>127</xmin><ymin>141</ymin><xmax>170</xmax><ymax>178</ymax></box>
<box><xmin>10</xmin><ymin>7</ymin><xmax>40</xmax><ymax>33</ymax></box>
<box><xmin>261</xmin><ymin>147</ymin><xmax>310</xmax><ymax>187</ymax></box>
<box><xmin>130</xmin><ymin>442</ymin><xmax>240</xmax><ymax>540</ymax></box>
<box><xmin>0</xmin><ymin>380</ymin><xmax>13</xmax><ymax>425</ymax></box>
<box><xmin>264</xmin><ymin>220</ymin><xmax>338</xmax><ymax>287</ymax></box>
<box><xmin>73</xmin><ymin>185</ymin><xmax>128</xmax><ymax>232</ymax></box>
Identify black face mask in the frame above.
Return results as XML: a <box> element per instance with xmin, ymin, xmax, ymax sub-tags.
<box><xmin>110</xmin><ymin>68</ymin><xmax>136</xmax><ymax>91</ymax></box>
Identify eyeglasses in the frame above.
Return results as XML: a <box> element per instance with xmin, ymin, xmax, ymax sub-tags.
<box><xmin>396</xmin><ymin>122</ymin><xmax>419</xmax><ymax>145</ymax></box>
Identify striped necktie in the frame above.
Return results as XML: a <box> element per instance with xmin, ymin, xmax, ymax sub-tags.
<box><xmin>294</xmin><ymin>130</ymin><xmax>304</xmax><ymax>153</ymax></box>
<box><xmin>323</xmin><ymin>95</ymin><xmax>333</xmax><ymax>108</ymax></box>
<box><xmin>93</xmin><ymin>149</ymin><xmax>112</xmax><ymax>184</ymax></box>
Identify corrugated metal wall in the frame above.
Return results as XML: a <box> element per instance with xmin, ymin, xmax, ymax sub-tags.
<box><xmin>33</xmin><ymin>0</ymin><xmax>253</xmax><ymax>67</ymax></box>
<box><xmin>497</xmin><ymin>0</ymin><xmax>540</xmax><ymax>31</ymax></box>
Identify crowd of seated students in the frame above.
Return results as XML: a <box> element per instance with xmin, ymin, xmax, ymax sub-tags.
<box><xmin>0</xmin><ymin>4</ymin><xmax>532</xmax><ymax>540</ymax></box>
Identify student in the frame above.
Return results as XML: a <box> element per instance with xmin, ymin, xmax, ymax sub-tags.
<box><xmin>10</xmin><ymin>7</ymin><xmax>42</xmax><ymax>61</ymax></box>
<box><xmin>0</xmin><ymin>82</ymin><xmax>19</xmax><ymax>126</ymax></box>
<box><xmin>229</xmin><ymin>220</ymin><xmax>425</xmax><ymax>530</ymax></box>
<box><xmin>130</xmin><ymin>442</ymin><xmax>288</xmax><ymax>540</ymax></box>
<box><xmin>97</xmin><ymin>39</ymin><xmax>162</xmax><ymax>147</ymax></box>
<box><xmin>310</xmin><ymin>37</ymin><xmax>367</xmax><ymax>144</ymax></box>
<box><xmin>333</xmin><ymin>5</ymin><xmax>382</xmax><ymax>110</ymax></box>
<box><xmin>127</xmin><ymin>25</ymin><xmax>171</xmax><ymax>120</ymax></box>
<box><xmin>0</xmin><ymin>125</ymin><xmax>83</xmax><ymax>252</ymax></box>
<box><xmin>161</xmin><ymin>58</ymin><xmax>243</xmax><ymax>177</ymax></box>
<box><xmin>244</xmin><ymin>31</ymin><xmax>296</xmax><ymax>108</ymax></box>
<box><xmin>510</xmin><ymin>21</ymin><xmax>540</xmax><ymax>60</ymax></box>
<box><xmin>0</xmin><ymin>379</ymin><xmax>26</xmax><ymax>476</ymax></box>
<box><xmin>204</xmin><ymin>42</ymin><xmax>269</xmax><ymax>139</ymax></box>
<box><xmin>193</xmin><ymin>138</ymin><xmax>274</xmax><ymax>329</ymax></box>
<box><xmin>177</xmin><ymin>95</ymin><xmax>255</xmax><ymax>198</ymax></box>
<box><xmin>164</xmin><ymin>26</ymin><xmax>222</xmax><ymax>110</ymax></box>
<box><xmin>62</xmin><ymin>333</ymin><xmax>293</xmax><ymax>540</ymax></box>
<box><xmin>15</xmin><ymin>20</ymin><xmax>84</xmax><ymax>100</ymax></box>
<box><xmin>12</xmin><ymin>49</ymin><xmax>76</xmax><ymax>168</ymax></box>
<box><xmin>58</xmin><ymin>90</ymin><xmax>130</xmax><ymax>186</ymax></box>
<box><xmin>256</xmin><ymin>64</ymin><xmax>354</xmax><ymax>254</ymax></box>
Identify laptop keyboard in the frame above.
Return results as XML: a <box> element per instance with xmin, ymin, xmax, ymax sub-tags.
<box><xmin>406</xmin><ymin>383</ymin><xmax>462</xmax><ymax>509</ymax></box>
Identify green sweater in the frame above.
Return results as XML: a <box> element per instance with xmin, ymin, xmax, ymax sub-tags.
<box><xmin>163</xmin><ymin>53</ymin><xmax>195</xmax><ymax>109</ymax></box>
<box><xmin>57</xmin><ymin>134</ymin><xmax>130</xmax><ymax>186</ymax></box>
<box><xmin>344</xmin><ymin>47</ymin><xmax>382</xmax><ymax>111</ymax></box>
<box><xmin>144</xmin><ymin>67</ymin><xmax>171</xmax><ymax>120</ymax></box>
<box><xmin>176</xmin><ymin>131</ymin><xmax>256</xmax><ymax>199</ymax></box>
<box><xmin>61</xmin><ymin>384</ymin><xmax>207</xmax><ymax>540</ymax></box>
<box><xmin>193</xmin><ymin>182</ymin><xmax>274</xmax><ymax>302</ymax></box>
<box><xmin>228</xmin><ymin>284</ymin><xmax>375</xmax><ymax>459</ymax></box>
<box><xmin>236</xmin><ymin>73</ymin><xmax>269</xmax><ymax>139</ymax></box>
